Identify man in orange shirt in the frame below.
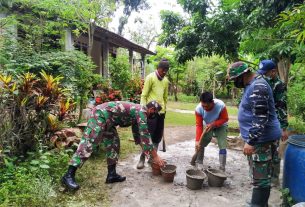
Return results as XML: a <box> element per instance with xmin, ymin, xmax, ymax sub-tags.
<box><xmin>193</xmin><ymin>92</ymin><xmax>229</xmax><ymax>171</ymax></box>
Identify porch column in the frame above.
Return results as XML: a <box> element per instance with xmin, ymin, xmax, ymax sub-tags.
<box><xmin>102</xmin><ymin>41</ymin><xmax>109</xmax><ymax>78</ymax></box>
<box><xmin>64</xmin><ymin>28</ymin><xmax>74</xmax><ymax>51</ymax></box>
<box><xmin>129</xmin><ymin>49</ymin><xmax>133</xmax><ymax>73</ymax></box>
<box><xmin>141</xmin><ymin>54</ymin><xmax>146</xmax><ymax>79</ymax></box>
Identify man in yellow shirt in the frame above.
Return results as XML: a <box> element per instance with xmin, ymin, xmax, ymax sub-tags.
<box><xmin>137</xmin><ymin>58</ymin><xmax>170</xmax><ymax>169</ymax></box>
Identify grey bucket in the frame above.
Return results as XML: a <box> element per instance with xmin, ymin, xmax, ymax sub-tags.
<box><xmin>206</xmin><ymin>168</ymin><xmax>227</xmax><ymax>187</ymax></box>
<box><xmin>186</xmin><ymin>169</ymin><xmax>207</xmax><ymax>190</ymax></box>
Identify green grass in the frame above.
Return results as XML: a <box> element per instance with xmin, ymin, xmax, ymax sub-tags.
<box><xmin>227</xmin><ymin>106</ymin><xmax>238</xmax><ymax>116</ymax></box>
<box><xmin>167</xmin><ymin>101</ymin><xmax>197</xmax><ymax>111</ymax></box>
<box><xmin>118</xmin><ymin>128</ymin><xmax>140</xmax><ymax>158</ymax></box>
<box><xmin>168</xmin><ymin>94</ymin><xmax>198</xmax><ymax>103</ymax></box>
<box><xmin>165</xmin><ymin>111</ymin><xmax>195</xmax><ymax>126</ymax></box>
<box><xmin>167</xmin><ymin>101</ymin><xmax>238</xmax><ymax>116</ymax></box>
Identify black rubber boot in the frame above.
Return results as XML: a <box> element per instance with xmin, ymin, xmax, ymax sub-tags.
<box><xmin>105</xmin><ymin>164</ymin><xmax>126</xmax><ymax>184</ymax></box>
<box><xmin>137</xmin><ymin>153</ymin><xmax>145</xmax><ymax>169</ymax></box>
<box><xmin>61</xmin><ymin>166</ymin><xmax>80</xmax><ymax>190</ymax></box>
<box><xmin>250</xmin><ymin>187</ymin><xmax>270</xmax><ymax>207</ymax></box>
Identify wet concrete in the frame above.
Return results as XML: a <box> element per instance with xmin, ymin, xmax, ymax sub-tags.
<box><xmin>109</xmin><ymin>126</ymin><xmax>282</xmax><ymax>207</ymax></box>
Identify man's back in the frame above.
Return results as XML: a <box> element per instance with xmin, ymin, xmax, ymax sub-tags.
<box><xmin>94</xmin><ymin>101</ymin><xmax>146</xmax><ymax>127</ymax></box>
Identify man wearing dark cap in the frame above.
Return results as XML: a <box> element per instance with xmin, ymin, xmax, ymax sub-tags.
<box><xmin>137</xmin><ymin>58</ymin><xmax>169</xmax><ymax>169</ymax></box>
<box><xmin>257</xmin><ymin>59</ymin><xmax>288</xmax><ymax>185</ymax></box>
<box><xmin>228</xmin><ymin>61</ymin><xmax>281</xmax><ymax>207</ymax></box>
<box><xmin>61</xmin><ymin>101</ymin><xmax>165</xmax><ymax>190</ymax></box>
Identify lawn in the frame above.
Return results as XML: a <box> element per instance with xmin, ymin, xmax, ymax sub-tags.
<box><xmin>165</xmin><ymin>111</ymin><xmax>195</xmax><ymax>127</ymax></box>
<box><xmin>167</xmin><ymin>101</ymin><xmax>238</xmax><ymax>116</ymax></box>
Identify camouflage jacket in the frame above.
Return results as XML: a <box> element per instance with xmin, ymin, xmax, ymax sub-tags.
<box><xmin>265</xmin><ymin>76</ymin><xmax>288</xmax><ymax>129</ymax></box>
<box><xmin>94</xmin><ymin>101</ymin><xmax>153</xmax><ymax>153</ymax></box>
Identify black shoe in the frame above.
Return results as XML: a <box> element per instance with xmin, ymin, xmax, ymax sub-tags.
<box><xmin>61</xmin><ymin>166</ymin><xmax>80</xmax><ymax>190</ymax></box>
<box><xmin>105</xmin><ymin>164</ymin><xmax>126</xmax><ymax>184</ymax></box>
<box><xmin>250</xmin><ymin>187</ymin><xmax>270</xmax><ymax>207</ymax></box>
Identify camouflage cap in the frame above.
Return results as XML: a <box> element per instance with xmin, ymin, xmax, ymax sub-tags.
<box><xmin>228</xmin><ymin>61</ymin><xmax>251</xmax><ymax>80</ymax></box>
<box><xmin>146</xmin><ymin>101</ymin><xmax>162</xmax><ymax>112</ymax></box>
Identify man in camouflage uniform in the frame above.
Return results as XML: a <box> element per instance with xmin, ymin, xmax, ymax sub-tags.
<box><xmin>228</xmin><ymin>62</ymin><xmax>281</xmax><ymax>207</ymax></box>
<box><xmin>257</xmin><ymin>59</ymin><xmax>288</xmax><ymax>185</ymax></box>
<box><xmin>62</xmin><ymin>101</ymin><xmax>165</xmax><ymax>190</ymax></box>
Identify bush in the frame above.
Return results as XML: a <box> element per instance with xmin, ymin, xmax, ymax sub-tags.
<box><xmin>0</xmin><ymin>149</ymin><xmax>71</xmax><ymax>207</ymax></box>
<box><xmin>109</xmin><ymin>56</ymin><xmax>131</xmax><ymax>92</ymax></box>
<box><xmin>168</xmin><ymin>93</ymin><xmax>199</xmax><ymax>103</ymax></box>
<box><xmin>288</xmin><ymin>64</ymin><xmax>305</xmax><ymax>123</ymax></box>
<box><xmin>0</xmin><ymin>71</ymin><xmax>75</xmax><ymax>157</ymax></box>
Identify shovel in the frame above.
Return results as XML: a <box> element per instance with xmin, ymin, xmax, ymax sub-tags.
<box><xmin>160</xmin><ymin>128</ymin><xmax>166</xmax><ymax>152</ymax></box>
<box><xmin>190</xmin><ymin>127</ymin><xmax>207</xmax><ymax>166</ymax></box>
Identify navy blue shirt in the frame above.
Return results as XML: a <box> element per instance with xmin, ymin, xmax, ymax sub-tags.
<box><xmin>238</xmin><ymin>76</ymin><xmax>281</xmax><ymax>145</ymax></box>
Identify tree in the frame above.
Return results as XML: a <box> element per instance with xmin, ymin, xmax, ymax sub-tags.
<box><xmin>116</xmin><ymin>0</ymin><xmax>150</xmax><ymax>35</ymax></box>
<box><xmin>62</xmin><ymin>0</ymin><xmax>115</xmax><ymax>56</ymax></box>
<box><xmin>127</xmin><ymin>16</ymin><xmax>159</xmax><ymax>49</ymax></box>
<box><xmin>159</xmin><ymin>0</ymin><xmax>304</xmax><ymax>83</ymax></box>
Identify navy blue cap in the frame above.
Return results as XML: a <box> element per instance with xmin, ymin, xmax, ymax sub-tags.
<box><xmin>257</xmin><ymin>60</ymin><xmax>276</xmax><ymax>75</ymax></box>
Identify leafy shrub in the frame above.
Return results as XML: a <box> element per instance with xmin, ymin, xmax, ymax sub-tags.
<box><xmin>182</xmin><ymin>79</ymin><xmax>200</xmax><ymax>96</ymax></box>
<box><xmin>288</xmin><ymin>64</ymin><xmax>305</xmax><ymax>123</ymax></box>
<box><xmin>0</xmin><ymin>71</ymin><xmax>74</xmax><ymax>157</ymax></box>
<box><xmin>109</xmin><ymin>55</ymin><xmax>131</xmax><ymax>92</ymax></box>
<box><xmin>124</xmin><ymin>77</ymin><xmax>144</xmax><ymax>103</ymax></box>
<box><xmin>0</xmin><ymin>149</ymin><xmax>71</xmax><ymax>207</ymax></box>
<box><xmin>168</xmin><ymin>93</ymin><xmax>199</xmax><ymax>103</ymax></box>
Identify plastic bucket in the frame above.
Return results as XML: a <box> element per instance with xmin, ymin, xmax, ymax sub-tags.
<box><xmin>161</xmin><ymin>164</ymin><xmax>177</xmax><ymax>182</ymax></box>
<box><xmin>206</xmin><ymin>168</ymin><xmax>227</xmax><ymax>187</ymax></box>
<box><xmin>186</xmin><ymin>169</ymin><xmax>207</xmax><ymax>190</ymax></box>
<box><xmin>283</xmin><ymin>135</ymin><xmax>305</xmax><ymax>203</ymax></box>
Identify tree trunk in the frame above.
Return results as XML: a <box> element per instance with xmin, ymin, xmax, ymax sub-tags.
<box><xmin>174</xmin><ymin>73</ymin><xmax>179</xmax><ymax>102</ymax></box>
<box><xmin>87</xmin><ymin>23</ymin><xmax>96</xmax><ymax>57</ymax></box>
<box><xmin>277</xmin><ymin>57</ymin><xmax>291</xmax><ymax>85</ymax></box>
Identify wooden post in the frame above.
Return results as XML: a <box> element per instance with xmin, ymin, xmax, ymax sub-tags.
<box><xmin>129</xmin><ymin>49</ymin><xmax>133</xmax><ymax>73</ymax></box>
<box><xmin>141</xmin><ymin>54</ymin><xmax>146</xmax><ymax>79</ymax></box>
<box><xmin>102</xmin><ymin>41</ymin><xmax>109</xmax><ymax>78</ymax></box>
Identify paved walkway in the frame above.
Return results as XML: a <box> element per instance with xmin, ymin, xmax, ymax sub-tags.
<box><xmin>167</xmin><ymin>108</ymin><xmax>238</xmax><ymax>120</ymax></box>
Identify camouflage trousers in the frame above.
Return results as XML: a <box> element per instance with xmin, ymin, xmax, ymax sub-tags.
<box><xmin>69</xmin><ymin>116</ymin><xmax>120</xmax><ymax>168</ymax></box>
<box><xmin>247</xmin><ymin>140</ymin><xmax>279</xmax><ymax>188</ymax></box>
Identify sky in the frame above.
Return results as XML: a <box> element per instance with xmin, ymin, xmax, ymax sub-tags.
<box><xmin>109</xmin><ymin>0</ymin><xmax>186</xmax><ymax>51</ymax></box>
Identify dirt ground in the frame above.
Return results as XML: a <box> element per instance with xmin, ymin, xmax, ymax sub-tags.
<box><xmin>108</xmin><ymin>126</ymin><xmax>282</xmax><ymax>207</ymax></box>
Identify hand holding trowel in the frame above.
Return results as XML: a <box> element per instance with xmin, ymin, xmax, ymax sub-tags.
<box><xmin>190</xmin><ymin>127</ymin><xmax>207</xmax><ymax>166</ymax></box>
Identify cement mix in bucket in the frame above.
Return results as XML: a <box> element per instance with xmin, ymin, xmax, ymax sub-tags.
<box><xmin>109</xmin><ymin>126</ymin><xmax>282</xmax><ymax>207</ymax></box>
